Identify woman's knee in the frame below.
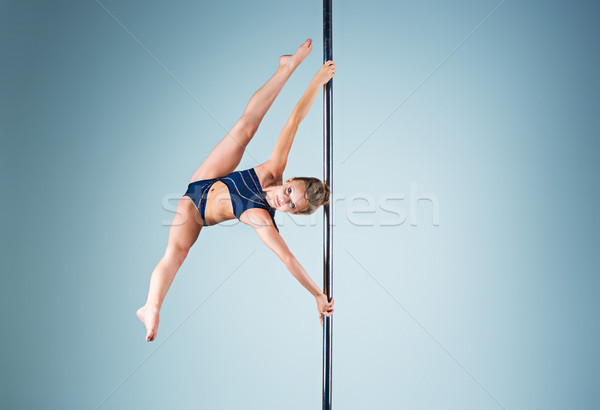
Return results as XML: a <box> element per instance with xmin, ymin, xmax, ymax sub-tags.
<box><xmin>165</xmin><ymin>245</ymin><xmax>190</xmax><ymax>267</ymax></box>
<box><xmin>237</xmin><ymin>114</ymin><xmax>259</xmax><ymax>139</ymax></box>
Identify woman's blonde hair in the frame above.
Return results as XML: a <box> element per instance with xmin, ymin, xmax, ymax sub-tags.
<box><xmin>291</xmin><ymin>177</ymin><xmax>331</xmax><ymax>215</ymax></box>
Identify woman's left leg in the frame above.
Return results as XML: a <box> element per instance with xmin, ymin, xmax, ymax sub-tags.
<box><xmin>137</xmin><ymin>197</ymin><xmax>202</xmax><ymax>342</ymax></box>
<box><xmin>189</xmin><ymin>39</ymin><xmax>313</xmax><ymax>182</ymax></box>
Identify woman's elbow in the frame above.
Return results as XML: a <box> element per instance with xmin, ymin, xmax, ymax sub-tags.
<box><xmin>287</xmin><ymin>115</ymin><xmax>302</xmax><ymax>128</ymax></box>
<box><xmin>282</xmin><ymin>253</ymin><xmax>296</xmax><ymax>267</ymax></box>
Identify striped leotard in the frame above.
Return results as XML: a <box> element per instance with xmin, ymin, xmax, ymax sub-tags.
<box><xmin>183</xmin><ymin>167</ymin><xmax>278</xmax><ymax>231</ymax></box>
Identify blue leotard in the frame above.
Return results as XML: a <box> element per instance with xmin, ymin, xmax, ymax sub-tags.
<box><xmin>184</xmin><ymin>167</ymin><xmax>278</xmax><ymax>230</ymax></box>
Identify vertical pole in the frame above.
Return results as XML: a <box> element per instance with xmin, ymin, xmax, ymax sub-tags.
<box><xmin>322</xmin><ymin>1</ymin><xmax>333</xmax><ymax>410</ymax></box>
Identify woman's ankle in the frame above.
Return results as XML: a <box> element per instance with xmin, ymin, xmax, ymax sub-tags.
<box><xmin>144</xmin><ymin>302</ymin><xmax>161</xmax><ymax>312</ymax></box>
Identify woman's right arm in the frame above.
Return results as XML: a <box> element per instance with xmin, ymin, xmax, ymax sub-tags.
<box><xmin>242</xmin><ymin>210</ymin><xmax>335</xmax><ymax>324</ymax></box>
<box><xmin>266</xmin><ymin>61</ymin><xmax>336</xmax><ymax>175</ymax></box>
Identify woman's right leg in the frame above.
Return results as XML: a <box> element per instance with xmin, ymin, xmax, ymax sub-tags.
<box><xmin>189</xmin><ymin>39</ymin><xmax>313</xmax><ymax>182</ymax></box>
<box><xmin>137</xmin><ymin>197</ymin><xmax>202</xmax><ymax>342</ymax></box>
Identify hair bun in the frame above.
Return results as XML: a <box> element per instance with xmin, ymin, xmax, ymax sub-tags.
<box><xmin>292</xmin><ymin>177</ymin><xmax>331</xmax><ymax>215</ymax></box>
<box><xmin>320</xmin><ymin>181</ymin><xmax>331</xmax><ymax>207</ymax></box>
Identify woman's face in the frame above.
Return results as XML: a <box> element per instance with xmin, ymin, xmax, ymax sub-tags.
<box><xmin>273</xmin><ymin>179</ymin><xmax>308</xmax><ymax>214</ymax></box>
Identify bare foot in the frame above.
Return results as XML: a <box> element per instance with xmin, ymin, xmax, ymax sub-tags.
<box><xmin>136</xmin><ymin>304</ymin><xmax>159</xmax><ymax>342</ymax></box>
<box><xmin>279</xmin><ymin>38</ymin><xmax>312</xmax><ymax>69</ymax></box>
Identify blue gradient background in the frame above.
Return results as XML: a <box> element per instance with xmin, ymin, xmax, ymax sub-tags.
<box><xmin>1</xmin><ymin>1</ymin><xmax>599</xmax><ymax>409</ymax></box>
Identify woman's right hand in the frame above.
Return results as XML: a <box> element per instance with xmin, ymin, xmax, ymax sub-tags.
<box><xmin>316</xmin><ymin>293</ymin><xmax>335</xmax><ymax>326</ymax></box>
<box><xmin>315</xmin><ymin>60</ymin><xmax>335</xmax><ymax>85</ymax></box>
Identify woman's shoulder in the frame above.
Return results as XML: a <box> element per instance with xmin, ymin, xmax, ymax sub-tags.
<box><xmin>254</xmin><ymin>162</ymin><xmax>282</xmax><ymax>188</ymax></box>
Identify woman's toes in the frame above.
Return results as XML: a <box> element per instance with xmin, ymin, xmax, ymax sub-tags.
<box><xmin>293</xmin><ymin>39</ymin><xmax>312</xmax><ymax>62</ymax></box>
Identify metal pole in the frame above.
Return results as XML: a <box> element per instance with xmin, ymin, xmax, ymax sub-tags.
<box><xmin>322</xmin><ymin>1</ymin><xmax>333</xmax><ymax>409</ymax></box>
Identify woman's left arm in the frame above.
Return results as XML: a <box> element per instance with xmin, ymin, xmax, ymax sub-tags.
<box><xmin>267</xmin><ymin>61</ymin><xmax>336</xmax><ymax>175</ymax></box>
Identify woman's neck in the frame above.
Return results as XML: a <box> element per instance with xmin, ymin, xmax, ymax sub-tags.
<box><xmin>263</xmin><ymin>186</ymin><xmax>280</xmax><ymax>208</ymax></box>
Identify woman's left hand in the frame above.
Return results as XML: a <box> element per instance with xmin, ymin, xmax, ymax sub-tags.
<box><xmin>316</xmin><ymin>294</ymin><xmax>335</xmax><ymax>326</ymax></box>
<box><xmin>314</xmin><ymin>60</ymin><xmax>335</xmax><ymax>86</ymax></box>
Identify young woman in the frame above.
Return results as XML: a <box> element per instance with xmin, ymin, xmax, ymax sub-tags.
<box><xmin>137</xmin><ymin>39</ymin><xmax>335</xmax><ymax>342</ymax></box>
